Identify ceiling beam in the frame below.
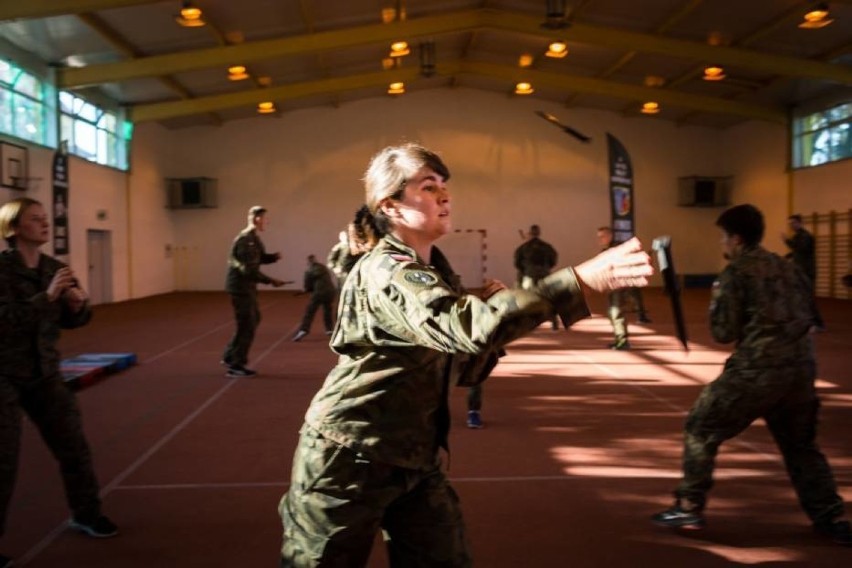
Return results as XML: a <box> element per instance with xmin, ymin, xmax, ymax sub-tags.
<box><xmin>0</xmin><ymin>0</ymin><xmax>161</xmax><ymax>21</ymax></box>
<box><xmin>129</xmin><ymin>61</ymin><xmax>786</xmax><ymax>124</ymax></box>
<box><xmin>58</xmin><ymin>8</ymin><xmax>852</xmax><ymax>90</ymax></box>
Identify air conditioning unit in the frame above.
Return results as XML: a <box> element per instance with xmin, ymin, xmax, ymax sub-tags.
<box><xmin>166</xmin><ymin>177</ymin><xmax>218</xmax><ymax>209</ymax></box>
<box><xmin>677</xmin><ymin>176</ymin><xmax>732</xmax><ymax>207</ymax></box>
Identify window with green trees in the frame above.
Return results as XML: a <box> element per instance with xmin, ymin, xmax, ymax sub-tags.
<box><xmin>59</xmin><ymin>91</ymin><xmax>132</xmax><ymax>170</ymax></box>
<box><xmin>0</xmin><ymin>59</ymin><xmax>49</xmax><ymax>144</ymax></box>
<box><xmin>794</xmin><ymin>102</ymin><xmax>851</xmax><ymax>168</ymax></box>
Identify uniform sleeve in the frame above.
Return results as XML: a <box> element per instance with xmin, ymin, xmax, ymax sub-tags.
<box><xmin>709</xmin><ymin>266</ymin><xmax>744</xmax><ymax>344</ymax></box>
<box><xmin>372</xmin><ymin>261</ymin><xmax>588</xmax><ymax>355</ymax></box>
<box><xmin>0</xmin><ymin>267</ymin><xmax>51</xmax><ymax>333</ymax></box>
<box><xmin>59</xmin><ymin>299</ymin><xmax>92</xmax><ymax>329</ymax></box>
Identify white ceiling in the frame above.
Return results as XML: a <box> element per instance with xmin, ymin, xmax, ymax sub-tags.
<box><xmin>1</xmin><ymin>0</ymin><xmax>850</xmax><ymax>129</ymax></box>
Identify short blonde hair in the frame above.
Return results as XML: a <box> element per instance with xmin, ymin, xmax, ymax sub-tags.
<box><xmin>363</xmin><ymin>143</ymin><xmax>450</xmax><ymax>215</ymax></box>
<box><xmin>0</xmin><ymin>197</ymin><xmax>41</xmax><ymax>247</ymax></box>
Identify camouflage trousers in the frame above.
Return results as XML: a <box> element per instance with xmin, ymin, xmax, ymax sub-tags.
<box><xmin>298</xmin><ymin>294</ymin><xmax>335</xmax><ymax>334</ymax></box>
<box><xmin>222</xmin><ymin>292</ymin><xmax>260</xmax><ymax>367</ymax></box>
<box><xmin>675</xmin><ymin>361</ymin><xmax>844</xmax><ymax>523</ymax></box>
<box><xmin>279</xmin><ymin>426</ymin><xmax>472</xmax><ymax>567</ymax></box>
<box><xmin>0</xmin><ymin>373</ymin><xmax>102</xmax><ymax>536</ymax></box>
<box><xmin>607</xmin><ymin>289</ymin><xmax>628</xmax><ymax>342</ymax></box>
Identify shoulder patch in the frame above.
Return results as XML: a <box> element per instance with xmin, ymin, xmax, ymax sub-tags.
<box><xmin>404</xmin><ymin>271</ymin><xmax>438</xmax><ymax>285</ymax></box>
<box><xmin>390</xmin><ymin>254</ymin><xmax>415</xmax><ymax>262</ymax></box>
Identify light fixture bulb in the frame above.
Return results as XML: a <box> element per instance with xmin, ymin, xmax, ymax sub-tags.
<box><xmin>703</xmin><ymin>65</ymin><xmax>726</xmax><ymax>81</ymax></box>
<box><xmin>390</xmin><ymin>41</ymin><xmax>410</xmax><ymax>57</ymax></box>
<box><xmin>388</xmin><ymin>82</ymin><xmax>405</xmax><ymax>94</ymax></box>
<box><xmin>228</xmin><ymin>65</ymin><xmax>249</xmax><ymax>80</ymax></box>
<box><xmin>515</xmin><ymin>82</ymin><xmax>534</xmax><ymax>95</ymax></box>
<box><xmin>545</xmin><ymin>41</ymin><xmax>568</xmax><ymax>58</ymax></box>
<box><xmin>257</xmin><ymin>101</ymin><xmax>276</xmax><ymax>114</ymax></box>
<box><xmin>641</xmin><ymin>101</ymin><xmax>660</xmax><ymax>114</ymax></box>
<box><xmin>518</xmin><ymin>54</ymin><xmax>534</xmax><ymax>68</ymax></box>
<box><xmin>176</xmin><ymin>2</ymin><xmax>205</xmax><ymax>27</ymax></box>
<box><xmin>799</xmin><ymin>4</ymin><xmax>833</xmax><ymax>28</ymax></box>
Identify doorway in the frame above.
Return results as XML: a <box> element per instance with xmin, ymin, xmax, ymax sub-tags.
<box><xmin>86</xmin><ymin>229</ymin><xmax>113</xmax><ymax>305</ymax></box>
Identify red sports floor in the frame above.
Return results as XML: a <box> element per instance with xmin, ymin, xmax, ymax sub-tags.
<box><xmin>4</xmin><ymin>289</ymin><xmax>850</xmax><ymax>567</ymax></box>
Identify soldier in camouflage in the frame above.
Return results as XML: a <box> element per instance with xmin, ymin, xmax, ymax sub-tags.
<box><xmin>653</xmin><ymin>204</ymin><xmax>851</xmax><ymax>546</ymax></box>
<box><xmin>292</xmin><ymin>255</ymin><xmax>337</xmax><ymax>342</ymax></box>
<box><xmin>0</xmin><ymin>198</ymin><xmax>117</xmax><ymax>567</ymax></box>
<box><xmin>782</xmin><ymin>213</ymin><xmax>825</xmax><ymax>331</ymax></box>
<box><xmin>221</xmin><ymin>206</ymin><xmax>284</xmax><ymax>377</ymax></box>
<box><xmin>278</xmin><ymin>143</ymin><xmax>654</xmax><ymax>567</ymax></box>
<box><xmin>514</xmin><ymin>224</ymin><xmax>560</xmax><ymax>330</ymax></box>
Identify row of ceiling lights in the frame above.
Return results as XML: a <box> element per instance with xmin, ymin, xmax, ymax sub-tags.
<box><xmin>172</xmin><ymin>0</ymin><xmax>837</xmax><ymax>116</ymax></box>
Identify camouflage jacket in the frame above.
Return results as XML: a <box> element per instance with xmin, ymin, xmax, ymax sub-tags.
<box><xmin>303</xmin><ymin>261</ymin><xmax>337</xmax><ymax>300</ymax></box>
<box><xmin>514</xmin><ymin>238</ymin><xmax>558</xmax><ymax>280</ymax></box>
<box><xmin>710</xmin><ymin>245</ymin><xmax>814</xmax><ymax>369</ymax></box>
<box><xmin>305</xmin><ymin>234</ymin><xmax>590</xmax><ymax>469</ymax></box>
<box><xmin>225</xmin><ymin>228</ymin><xmax>278</xmax><ymax>294</ymax></box>
<box><xmin>326</xmin><ymin>241</ymin><xmax>348</xmax><ymax>279</ymax></box>
<box><xmin>784</xmin><ymin>228</ymin><xmax>816</xmax><ymax>282</ymax></box>
<box><xmin>0</xmin><ymin>249</ymin><xmax>91</xmax><ymax>379</ymax></box>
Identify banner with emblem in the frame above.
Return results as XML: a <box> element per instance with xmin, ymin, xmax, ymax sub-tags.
<box><xmin>606</xmin><ymin>133</ymin><xmax>635</xmax><ymax>243</ymax></box>
<box><xmin>52</xmin><ymin>148</ymin><xmax>70</xmax><ymax>256</ymax></box>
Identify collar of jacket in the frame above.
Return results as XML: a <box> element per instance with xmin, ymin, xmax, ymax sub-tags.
<box><xmin>381</xmin><ymin>233</ymin><xmax>426</xmax><ymax>263</ymax></box>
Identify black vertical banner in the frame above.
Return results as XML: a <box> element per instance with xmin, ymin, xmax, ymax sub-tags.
<box><xmin>52</xmin><ymin>149</ymin><xmax>69</xmax><ymax>256</ymax></box>
<box><xmin>606</xmin><ymin>133</ymin><xmax>635</xmax><ymax>242</ymax></box>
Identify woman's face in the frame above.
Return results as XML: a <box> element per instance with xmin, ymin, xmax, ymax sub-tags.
<box><xmin>13</xmin><ymin>203</ymin><xmax>50</xmax><ymax>247</ymax></box>
<box><xmin>391</xmin><ymin>166</ymin><xmax>451</xmax><ymax>241</ymax></box>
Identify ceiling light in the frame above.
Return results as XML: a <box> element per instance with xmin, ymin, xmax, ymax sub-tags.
<box><xmin>643</xmin><ymin>75</ymin><xmax>665</xmax><ymax>88</ymax></box>
<box><xmin>703</xmin><ymin>65</ymin><xmax>726</xmax><ymax>81</ymax></box>
<box><xmin>515</xmin><ymin>82</ymin><xmax>534</xmax><ymax>95</ymax></box>
<box><xmin>518</xmin><ymin>54</ymin><xmax>534</xmax><ymax>68</ymax></box>
<box><xmin>257</xmin><ymin>101</ymin><xmax>276</xmax><ymax>114</ymax></box>
<box><xmin>545</xmin><ymin>41</ymin><xmax>568</xmax><ymax>58</ymax></box>
<box><xmin>641</xmin><ymin>102</ymin><xmax>660</xmax><ymax>114</ymax></box>
<box><xmin>390</xmin><ymin>41</ymin><xmax>410</xmax><ymax>57</ymax></box>
<box><xmin>388</xmin><ymin>82</ymin><xmax>405</xmax><ymax>95</ymax></box>
<box><xmin>227</xmin><ymin>65</ymin><xmax>249</xmax><ymax>81</ymax></box>
<box><xmin>799</xmin><ymin>3</ymin><xmax>834</xmax><ymax>28</ymax></box>
<box><xmin>176</xmin><ymin>1</ymin><xmax>205</xmax><ymax>27</ymax></box>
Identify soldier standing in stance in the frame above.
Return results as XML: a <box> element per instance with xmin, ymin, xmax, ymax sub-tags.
<box><xmin>782</xmin><ymin>214</ymin><xmax>825</xmax><ymax>331</ymax></box>
<box><xmin>653</xmin><ymin>204</ymin><xmax>851</xmax><ymax>546</ymax></box>
<box><xmin>0</xmin><ymin>198</ymin><xmax>117</xmax><ymax>568</ymax></box>
<box><xmin>221</xmin><ymin>206</ymin><xmax>284</xmax><ymax>377</ymax></box>
<box><xmin>514</xmin><ymin>224</ymin><xmax>560</xmax><ymax>330</ymax></box>
<box><xmin>278</xmin><ymin>142</ymin><xmax>653</xmax><ymax>567</ymax></box>
<box><xmin>596</xmin><ymin>226</ymin><xmax>631</xmax><ymax>349</ymax></box>
<box><xmin>292</xmin><ymin>255</ymin><xmax>337</xmax><ymax>342</ymax></box>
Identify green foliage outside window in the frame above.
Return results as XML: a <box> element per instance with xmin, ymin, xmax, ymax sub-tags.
<box><xmin>795</xmin><ymin>103</ymin><xmax>852</xmax><ymax>168</ymax></box>
<box><xmin>0</xmin><ymin>59</ymin><xmax>48</xmax><ymax>144</ymax></box>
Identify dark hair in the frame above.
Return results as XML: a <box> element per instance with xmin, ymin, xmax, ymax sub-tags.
<box><xmin>349</xmin><ymin>204</ymin><xmax>385</xmax><ymax>255</ymax></box>
<box><xmin>529</xmin><ymin>224</ymin><xmax>541</xmax><ymax>237</ymax></box>
<box><xmin>248</xmin><ymin>206</ymin><xmax>267</xmax><ymax>217</ymax></box>
<box><xmin>597</xmin><ymin>226</ymin><xmax>612</xmax><ymax>233</ymax></box>
<box><xmin>716</xmin><ymin>204</ymin><xmax>764</xmax><ymax>247</ymax></box>
<box><xmin>788</xmin><ymin>214</ymin><xmax>803</xmax><ymax>223</ymax></box>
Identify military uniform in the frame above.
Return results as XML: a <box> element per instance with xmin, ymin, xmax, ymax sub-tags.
<box><xmin>280</xmin><ymin>234</ymin><xmax>590</xmax><ymax>566</ymax></box>
<box><xmin>0</xmin><ymin>249</ymin><xmax>102</xmax><ymax>537</ymax></box>
<box><xmin>297</xmin><ymin>261</ymin><xmax>337</xmax><ymax>335</ymax></box>
<box><xmin>602</xmin><ymin>244</ymin><xmax>629</xmax><ymax>346</ymax></box>
<box><xmin>222</xmin><ymin>228</ymin><xmax>278</xmax><ymax>367</ymax></box>
<box><xmin>784</xmin><ymin>226</ymin><xmax>824</xmax><ymax>328</ymax></box>
<box><xmin>514</xmin><ymin>237</ymin><xmax>559</xmax><ymax>330</ymax></box>
<box><xmin>675</xmin><ymin>246</ymin><xmax>844</xmax><ymax>523</ymax></box>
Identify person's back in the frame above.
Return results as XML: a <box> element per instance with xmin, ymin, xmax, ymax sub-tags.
<box><xmin>713</xmin><ymin>246</ymin><xmax>814</xmax><ymax>368</ymax></box>
<box><xmin>305</xmin><ymin>260</ymin><xmax>336</xmax><ymax>299</ymax></box>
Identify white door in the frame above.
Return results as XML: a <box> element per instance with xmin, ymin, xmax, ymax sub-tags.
<box><xmin>86</xmin><ymin>230</ymin><xmax>113</xmax><ymax>305</ymax></box>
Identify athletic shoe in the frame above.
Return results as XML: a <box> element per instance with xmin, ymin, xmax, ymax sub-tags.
<box><xmin>219</xmin><ymin>359</ymin><xmax>231</xmax><ymax>368</ymax></box>
<box><xmin>814</xmin><ymin>519</ymin><xmax>852</xmax><ymax>546</ymax></box>
<box><xmin>608</xmin><ymin>340</ymin><xmax>631</xmax><ymax>350</ymax></box>
<box><xmin>0</xmin><ymin>553</ymin><xmax>13</xmax><ymax>568</ymax></box>
<box><xmin>651</xmin><ymin>504</ymin><xmax>705</xmax><ymax>530</ymax></box>
<box><xmin>292</xmin><ymin>330</ymin><xmax>308</xmax><ymax>342</ymax></box>
<box><xmin>225</xmin><ymin>365</ymin><xmax>257</xmax><ymax>378</ymax></box>
<box><xmin>69</xmin><ymin>514</ymin><xmax>118</xmax><ymax>538</ymax></box>
<box><xmin>467</xmin><ymin>411</ymin><xmax>483</xmax><ymax>429</ymax></box>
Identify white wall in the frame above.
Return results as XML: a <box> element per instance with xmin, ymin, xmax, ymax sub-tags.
<box><xmin>159</xmin><ymin>88</ymin><xmax>727</xmax><ymax>290</ymax></box>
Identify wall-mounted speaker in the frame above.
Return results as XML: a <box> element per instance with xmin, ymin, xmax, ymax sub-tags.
<box><xmin>166</xmin><ymin>177</ymin><xmax>218</xmax><ymax>209</ymax></box>
<box><xmin>677</xmin><ymin>176</ymin><xmax>732</xmax><ymax>207</ymax></box>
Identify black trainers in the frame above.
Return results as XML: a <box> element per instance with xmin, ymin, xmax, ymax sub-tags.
<box><xmin>814</xmin><ymin>519</ymin><xmax>852</xmax><ymax>546</ymax></box>
<box><xmin>69</xmin><ymin>514</ymin><xmax>118</xmax><ymax>538</ymax></box>
<box><xmin>608</xmin><ymin>340</ymin><xmax>631</xmax><ymax>350</ymax></box>
<box><xmin>466</xmin><ymin>411</ymin><xmax>483</xmax><ymax>429</ymax></box>
<box><xmin>293</xmin><ymin>330</ymin><xmax>308</xmax><ymax>342</ymax></box>
<box><xmin>0</xmin><ymin>553</ymin><xmax>13</xmax><ymax>568</ymax></box>
<box><xmin>651</xmin><ymin>504</ymin><xmax>706</xmax><ymax>530</ymax></box>
<box><xmin>225</xmin><ymin>365</ymin><xmax>257</xmax><ymax>378</ymax></box>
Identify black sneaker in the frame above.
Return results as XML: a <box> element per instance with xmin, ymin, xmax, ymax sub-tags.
<box><xmin>608</xmin><ymin>340</ymin><xmax>631</xmax><ymax>350</ymax></box>
<box><xmin>69</xmin><ymin>514</ymin><xmax>118</xmax><ymax>538</ymax></box>
<box><xmin>0</xmin><ymin>553</ymin><xmax>13</xmax><ymax>568</ymax></box>
<box><xmin>225</xmin><ymin>365</ymin><xmax>257</xmax><ymax>378</ymax></box>
<box><xmin>651</xmin><ymin>504</ymin><xmax>706</xmax><ymax>530</ymax></box>
<box><xmin>466</xmin><ymin>411</ymin><xmax>483</xmax><ymax>429</ymax></box>
<box><xmin>814</xmin><ymin>519</ymin><xmax>852</xmax><ymax>546</ymax></box>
